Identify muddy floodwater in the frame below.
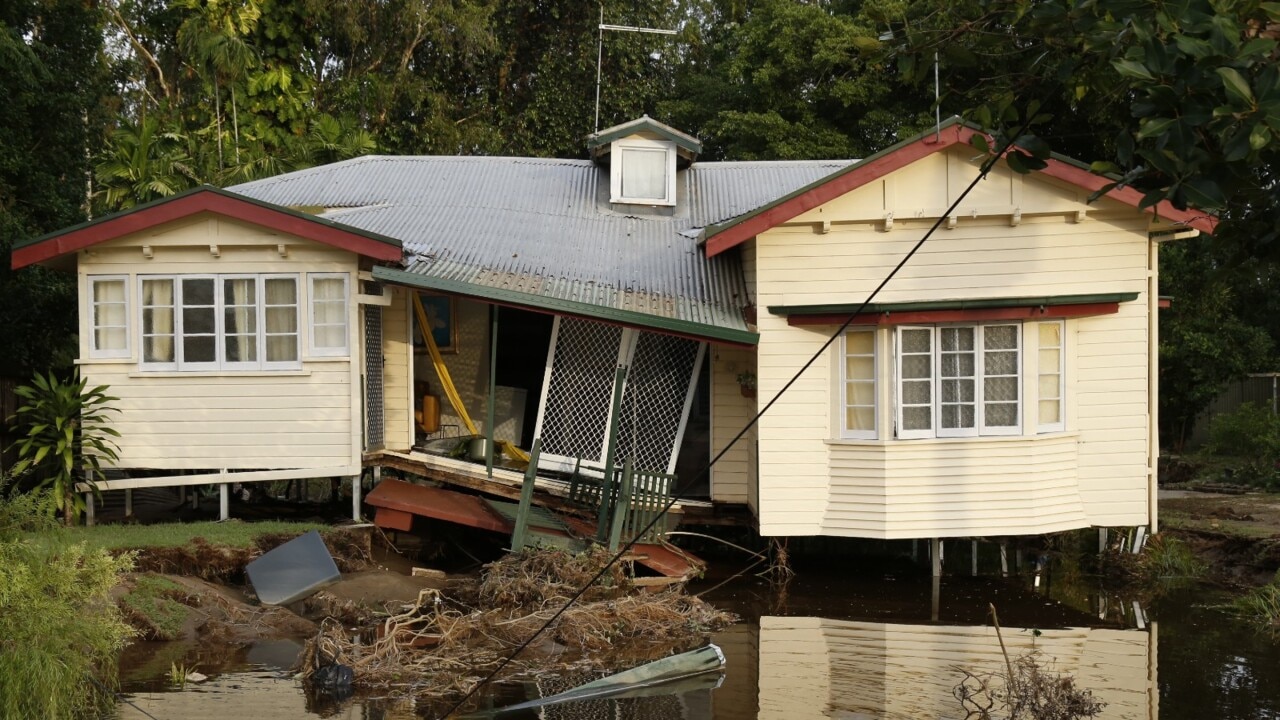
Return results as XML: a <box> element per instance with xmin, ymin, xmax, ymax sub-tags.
<box><xmin>112</xmin><ymin>568</ymin><xmax>1280</xmax><ymax>720</ymax></box>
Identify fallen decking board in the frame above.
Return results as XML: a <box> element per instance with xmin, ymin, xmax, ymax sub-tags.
<box><xmin>367</xmin><ymin>479</ymin><xmax>510</xmax><ymax>533</ymax></box>
<box><xmin>365</xmin><ymin>478</ymin><xmax>702</xmax><ymax>578</ymax></box>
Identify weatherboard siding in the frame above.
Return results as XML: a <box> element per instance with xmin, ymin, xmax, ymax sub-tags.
<box><xmin>76</xmin><ymin>216</ymin><xmax>361</xmax><ymax>472</ymax></box>
<box><xmin>752</xmin><ymin>147</ymin><xmax>1155</xmax><ymax>538</ymax></box>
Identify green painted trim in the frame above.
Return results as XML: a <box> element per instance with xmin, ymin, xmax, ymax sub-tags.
<box><xmin>767</xmin><ymin>293</ymin><xmax>1141</xmax><ymax>316</ymax></box>
<box><xmin>702</xmin><ymin>117</ymin><xmax>976</xmax><ymax>242</ymax></box>
<box><xmin>586</xmin><ymin>117</ymin><xmax>702</xmax><ymax>154</ymax></box>
<box><xmin>372</xmin><ymin>266</ymin><xmax>759</xmax><ymax>345</ymax></box>
<box><xmin>13</xmin><ymin>184</ymin><xmax>404</xmax><ymax>251</ymax></box>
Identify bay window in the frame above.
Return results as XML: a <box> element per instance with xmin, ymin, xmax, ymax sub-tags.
<box><xmin>839</xmin><ymin>322</ymin><xmax>1058</xmax><ymax>440</ymax></box>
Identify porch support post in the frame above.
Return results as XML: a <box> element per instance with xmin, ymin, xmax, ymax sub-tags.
<box><xmin>486</xmin><ymin>305</ymin><xmax>499</xmax><ymax>478</ymax></box>
<box><xmin>931</xmin><ymin>538</ymin><xmax>943</xmax><ymax>578</ymax></box>
<box><xmin>598</xmin><ymin>366</ymin><xmax>628</xmax><ymax>542</ymax></box>
<box><xmin>971</xmin><ymin>540</ymin><xmax>979</xmax><ymax>577</ymax></box>
<box><xmin>219</xmin><ymin>483</ymin><xmax>229</xmax><ymax>521</ymax></box>
<box><xmin>125</xmin><ymin>489</ymin><xmax>133</xmax><ymax>519</ymax></box>
<box><xmin>1000</xmin><ymin>542</ymin><xmax>1009</xmax><ymax>577</ymax></box>
<box><xmin>352</xmin><ymin>474</ymin><xmax>362</xmax><ymax>521</ymax></box>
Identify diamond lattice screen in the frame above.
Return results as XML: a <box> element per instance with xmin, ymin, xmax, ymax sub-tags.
<box><xmin>539</xmin><ymin>318</ymin><xmax>624</xmax><ymax>461</ymax></box>
<box><xmin>364</xmin><ymin>304</ymin><xmax>384</xmax><ymax>449</ymax></box>
<box><xmin>615</xmin><ymin>332</ymin><xmax>702</xmax><ymax>473</ymax></box>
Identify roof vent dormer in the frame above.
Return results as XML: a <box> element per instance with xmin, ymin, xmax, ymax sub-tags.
<box><xmin>587</xmin><ymin>116</ymin><xmax>701</xmax><ymax>207</ymax></box>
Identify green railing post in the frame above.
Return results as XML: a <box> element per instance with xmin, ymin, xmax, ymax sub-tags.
<box><xmin>597</xmin><ymin>365</ymin><xmax>628</xmax><ymax>543</ymax></box>
<box><xmin>608</xmin><ymin>457</ymin><xmax>635</xmax><ymax>552</ymax></box>
<box><xmin>510</xmin><ymin>438</ymin><xmax>542</xmax><ymax>552</ymax></box>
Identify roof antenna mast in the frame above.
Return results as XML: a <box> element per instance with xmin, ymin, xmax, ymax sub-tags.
<box><xmin>594</xmin><ymin>5</ymin><xmax>677</xmax><ymax>131</ymax></box>
<box><xmin>935</xmin><ymin>50</ymin><xmax>941</xmax><ymax>141</ymax></box>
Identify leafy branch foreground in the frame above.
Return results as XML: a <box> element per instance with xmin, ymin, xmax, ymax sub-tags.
<box><xmin>297</xmin><ymin>547</ymin><xmax>734</xmax><ymax>709</ymax></box>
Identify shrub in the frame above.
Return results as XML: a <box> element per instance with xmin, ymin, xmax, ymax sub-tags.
<box><xmin>1207</xmin><ymin>402</ymin><xmax>1280</xmax><ymax>460</ymax></box>
<box><xmin>7</xmin><ymin>371</ymin><xmax>121</xmax><ymax>524</ymax></box>
<box><xmin>1235</xmin><ymin>572</ymin><xmax>1280</xmax><ymax>634</ymax></box>
<box><xmin>1141</xmin><ymin>535</ymin><xmax>1206</xmax><ymax>580</ymax></box>
<box><xmin>0</xmin><ymin>480</ymin><xmax>135</xmax><ymax>718</ymax></box>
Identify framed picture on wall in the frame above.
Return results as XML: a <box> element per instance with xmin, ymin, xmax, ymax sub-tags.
<box><xmin>414</xmin><ymin>293</ymin><xmax>458</xmax><ymax>354</ymax></box>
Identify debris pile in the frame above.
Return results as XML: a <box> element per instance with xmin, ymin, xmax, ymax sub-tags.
<box><xmin>295</xmin><ymin>547</ymin><xmax>734</xmax><ymax>703</ymax></box>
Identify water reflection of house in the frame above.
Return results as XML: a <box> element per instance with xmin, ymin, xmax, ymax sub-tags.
<box><xmin>723</xmin><ymin>617</ymin><xmax>1156</xmax><ymax>720</ymax></box>
<box><xmin>14</xmin><ymin>116</ymin><xmax>1213</xmax><ymax>544</ymax></box>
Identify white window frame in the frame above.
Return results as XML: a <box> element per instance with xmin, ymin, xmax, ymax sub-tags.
<box><xmin>1037</xmin><ymin>320</ymin><xmax>1066</xmax><ymax>433</ymax></box>
<box><xmin>839</xmin><ymin>329</ymin><xmax>878</xmax><ymax>439</ymax></box>
<box><xmin>220</xmin><ymin>274</ymin><xmax>260</xmax><ymax>372</ymax></box>
<box><xmin>262</xmin><ymin>273</ymin><xmax>301</xmax><ymax>369</ymax></box>
<box><xmin>610</xmin><ymin>138</ymin><xmax>677</xmax><ymax>206</ymax></box>
<box><xmin>139</xmin><ymin>277</ymin><xmax>177</xmax><ymax>371</ymax></box>
<box><xmin>137</xmin><ymin>273</ymin><xmax>301</xmax><ymax>372</ymax></box>
<box><xmin>978</xmin><ymin>324</ymin><xmax>1022</xmax><ymax>436</ymax></box>
<box><xmin>896</xmin><ymin>326</ymin><xmax>935</xmax><ymax>440</ymax></box>
<box><xmin>87</xmin><ymin>275</ymin><xmax>130</xmax><ymax>359</ymax></box>
<box><xmin>893</xmin><ymin>323</ymin><xmax>1023</xmax><ymax>439</ymax></box>
<box><xmin>307</xmin><ymin>273</ymin><xmax>350</xmax><ymax>358</ymax></box>
<box><xmin>176</xmin><ymin>275</ymin><xmax>220</xmax><ymax>372</ymax></box>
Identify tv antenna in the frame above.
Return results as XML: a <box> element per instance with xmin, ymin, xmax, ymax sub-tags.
<box><xmin>594</xmin><ymin>6</ymin><xmax>677</xmax><ymax>131</ymax></box>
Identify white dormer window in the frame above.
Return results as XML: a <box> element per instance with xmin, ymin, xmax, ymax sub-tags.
<box><xmin>611</xmin><ymin>138</ymin><xmax>676</xmax><ymax>206</ymax></box>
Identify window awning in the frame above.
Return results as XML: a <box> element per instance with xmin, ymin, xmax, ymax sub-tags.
<box><xmin>768</xmin><ymin>293</ymin><xmax>1140</xmax><ymax>327</ymax></box>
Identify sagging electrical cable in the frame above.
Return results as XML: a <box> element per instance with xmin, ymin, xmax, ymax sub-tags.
<box><xmin>436</xmin><ymin>119</ymin><xmax>1036</xmax><ymax>719</ymax></box>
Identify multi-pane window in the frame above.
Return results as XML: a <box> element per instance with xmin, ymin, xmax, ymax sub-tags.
<box><xmin>309</xmin><ymin>274</ymin><xmax>349</xmax><ymax>356</ymax></box>
<box><xmin>1038</xmin><ymin>321</ymin><xmax>1065</xmax><ymax>431</ymax></box>
<box><xmin>140</xmin><ymin>274</ymin><xmax>301</xmax><ymax>371</ymax></box>
<box><xmin>89</xmin><ymin>276</ymin><xmax>129</xmax><ymax>358</ymax></box>
<box><xmin>894</xmin><ymin>324</ymin><xmax>1021</xmax><ymax>438</ymax></box>
<box><xmin>841</xmin><ymin>329</ymin><xmax>877</xmax><ymax>438</ymax></box>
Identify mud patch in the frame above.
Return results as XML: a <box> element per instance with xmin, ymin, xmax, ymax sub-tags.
<box><xmin>122</xmin><ymin>526</ymin><xmax>375</xmax><ymax>581</ymax></box>
<box><xmin>116</xmin><ymin>572</ymin><xmax>318</xmax><ymax>645</ymax></box>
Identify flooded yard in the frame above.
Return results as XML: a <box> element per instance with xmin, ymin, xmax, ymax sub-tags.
<box><xmin>110</xmin><ymin>565</ymin><xmax>1280</xmax><ymax>720</ymax></box>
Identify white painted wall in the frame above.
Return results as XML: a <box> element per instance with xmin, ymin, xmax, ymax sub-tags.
<box><xmin>751</xmin><ymin>145</ymin><xmax>1156</xmax><ymax>537</ymax></box>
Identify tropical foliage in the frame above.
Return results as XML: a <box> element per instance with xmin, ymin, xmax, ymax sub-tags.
<box><xmin>8</xmin><ymin>372</ymin><xmax>121</xmax><ymax>524</ymax></box>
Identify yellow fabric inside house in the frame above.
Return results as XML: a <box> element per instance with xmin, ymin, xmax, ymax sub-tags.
<box><xmin>411</xmin><ymin>293</ymin><xmax>531</xmax><ymax>464</ymax></box>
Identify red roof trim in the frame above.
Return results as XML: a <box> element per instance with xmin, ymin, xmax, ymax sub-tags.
<box><xmin>11</xmin><ymin>189</ymin><xmax>402</xmax><ymax>269</ymax></box>
<box><xmin>704</xmin><ymin>125</ymin><xmax>1217</xmax><ymax>257</ymax></box>
<box><xmin>786</xmin><ymin>302</ymin><xmax>1121</xmax><ymax>327</ymax></box>
<box><xmin>1038</xmin><ymin>159</ymin><xmax>1217</xmax><ymax>234</ymax></box>
<box><xmin>705</xmin><ymin>125</ymin><xmax>975</xmax><ymax>257</ymax></box>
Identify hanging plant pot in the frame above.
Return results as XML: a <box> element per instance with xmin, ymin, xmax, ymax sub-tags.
<box><xmin>740</xmin><ymin>386</ymin><xmax>756</xmax><ymax>399</ymax></box>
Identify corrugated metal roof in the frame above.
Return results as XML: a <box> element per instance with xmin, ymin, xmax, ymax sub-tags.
<box><xmin>230</xmin><ymin>155</ymin><xmax>853</xmax><ymax>342</ymax></box>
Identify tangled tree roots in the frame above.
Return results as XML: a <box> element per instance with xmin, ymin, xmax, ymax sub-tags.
<box><xmin>296</xmin><ymin>547</ymin><xmax>735</xmax><ymax>704</ymax></box>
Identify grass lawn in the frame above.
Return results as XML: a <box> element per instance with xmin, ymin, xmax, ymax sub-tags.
<box><xmin>54</xmin><ymin>520</ymin><xmax>332</xmax><ymax>550</ymax></box>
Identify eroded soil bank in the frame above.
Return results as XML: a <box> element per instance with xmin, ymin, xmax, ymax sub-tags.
<box><xmin>111</xmin><ymin>527</ymin><xmax>731</xmax><ymax>715</ymax></box>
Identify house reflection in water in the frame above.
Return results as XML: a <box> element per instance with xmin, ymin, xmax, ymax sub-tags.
<box><xmin>708</xmin><ymin>617</ymin><xmax>1156</xmax><ymax>720</ymax></box>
